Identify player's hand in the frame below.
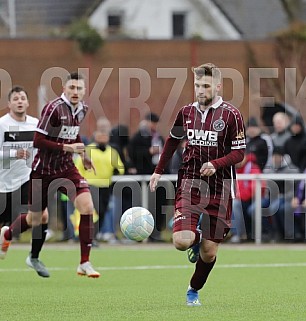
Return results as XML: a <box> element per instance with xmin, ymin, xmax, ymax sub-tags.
<box><xmin>16</xmin><ymin>149</ymin><xmax>30</xmax><ymax>160</ymax></box>
<box><xmin>149</xmin><ymin>173</ymin><xmax>161</xmax><ymax>192</ymax></box>
<box><xmin>64</xmin><ymin>143</ymin><xmax>85</xmax><ymax>154</ymax></box>
<box><xmin>82</xmin><ymin>154</ymin><xmax>96</xmax><ymax>175</ymax></box>
<box><xmin>200</xmin><ymin>162</ymin><xmax>216</xmax><ymax>176</ymax></box>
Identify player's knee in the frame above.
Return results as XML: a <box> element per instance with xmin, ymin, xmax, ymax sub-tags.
<box><xmin>172</xmin><ymin>232</ymin><xmax>192</xmax><ymax>251</ymax></box>
<box><xmin>202</xmin><ymin>252</ymin><xmax>216</xmax><ymax>262</ymax></box>
<box><xmin>31</xmin><ymin>215</ymin><xmax>42</xmax><ymax>227</ymax></box>
<box><xmin>173</xmin><ymin>240</ymin><xmax>189</xmax><ymax>251</ymax></box>
<box><xmin>78</xmin><ymin>200</ymin><xmax>94</xmax><ymax>214</ymax></box>
<box><xmin>41</xmin><ymin>211</ymin><xmax>49</xmax><ymax>224</ymax></box>
<box><xmin>201</xmin><ymin>247</ymin><xmax>217</xmax><ymax>262</ymax></box>
<box><xmin>75</xmin><ymin>193</ymin><xmax>94</xmax><ymax>214</ymax></box>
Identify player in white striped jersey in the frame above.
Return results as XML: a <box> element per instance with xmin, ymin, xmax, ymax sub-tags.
<box><xmin>0</xmin><ymin>86</ymin><xmax>49</xmax><ymax>277</ymax></box>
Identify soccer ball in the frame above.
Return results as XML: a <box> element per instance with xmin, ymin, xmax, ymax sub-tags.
<box><xmin>120</xmin><ymin>207</ymin><xmax>154</xmax><ymax>241</ymax></box>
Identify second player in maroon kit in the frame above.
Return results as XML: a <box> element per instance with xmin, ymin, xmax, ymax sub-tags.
<box><xmin>0</xmin><ymin>72</ymin><xmax>100</xmax><ymax>278</ymax></box>
<box><xmin>150</xmin><ymin>63</ymin><xmax>246</xmax><ymax>306</ymax></box>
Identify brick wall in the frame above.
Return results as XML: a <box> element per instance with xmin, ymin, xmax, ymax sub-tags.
<box><xmin>0</xmin><ymin>39</ymin><xmax>282</xmax><ymax>137</ymax></box>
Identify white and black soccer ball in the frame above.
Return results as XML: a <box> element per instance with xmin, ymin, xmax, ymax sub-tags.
<box><xmin>120</xmin><ymin>207</ymin><xmax>154</xmax><ymax>241</ymax></box>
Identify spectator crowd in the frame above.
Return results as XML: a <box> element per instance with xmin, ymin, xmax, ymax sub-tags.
<box><xmin>1</xmin><ymin>101</ymin><xmax>306</xmax><ymax>245</ymax></box>
<box><xmin>231</xmin><ymin>112</ymin><xmax>306</xmax><ymax>243</ymax></box>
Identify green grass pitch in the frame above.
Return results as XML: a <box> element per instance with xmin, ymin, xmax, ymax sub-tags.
<box><xmin>0</xmin><ymin>243</ymin><xmax>306</xmax><ymax>321</ymax></box>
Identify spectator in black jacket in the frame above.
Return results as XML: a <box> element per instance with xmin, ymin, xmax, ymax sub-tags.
<box><xmin>128</xmin><ymin>113</ymin><xmax>165</xmax><ymax>174</ymax></box>
<box><xmin>245</xmin><ymin>117</ymin><xmax>273</xmax><ymax>171</ymax></box>
<box><xmin>265</xmin><ymin>146</ymin><xmax>299</xmax><ymax>241</ymax></box>
<box><xmin>284</xmin><ymin>116</ymin><xmax>306</xmax><ymax>171</ymax></box>
<box><xmin>127</xmin><ymin>113</ymin><xmax>166</xmax><ymax>242</ymax></box>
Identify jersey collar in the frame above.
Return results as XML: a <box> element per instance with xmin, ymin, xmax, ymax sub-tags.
<box><xmin>61</xmin><ymin>93</ymin><xmax>84</xmax><ymax>116</ymax></box>
<box><xmin>192</xmin><ymin>96</ymin><xmax>223</xmax><ymax>111</ymax></box>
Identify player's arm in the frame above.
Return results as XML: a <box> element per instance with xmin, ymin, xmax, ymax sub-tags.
<box><xmin>209</xmin><ymin>149</ymin><xmax>245</xmax><ymax>170</ymax></box>
<box><xmin>34</xmin><ymin>131</ymin><xmax>85</xmax><ymax>153</ymax></box>
<box><xmin>0</xmin><ymin>127</ymin><xmax>12</xmax><ymax>160</ymax></box>
<box><xmin>200</xmin><ymin>149</ymin><xmax>245</xmax><ymax>177</ymax></box>
<box><xmin>35</xmin><ymin>101</ymin><xmax>85</xmax><ymax>154</ymax></box>
<box><xmin>81</xmin><ymin>152</ymin><xmax>96</xmax><ymax>174</ymax></box>
<box><xmin>76</xmin><ymin>137</ymin><xmax>96</xmax><ymax>174</ymax></box>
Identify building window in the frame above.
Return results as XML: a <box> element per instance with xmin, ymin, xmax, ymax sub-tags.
<box><xmin>107</xmin><ymin>12</ymin><xmax>122</xmax><ymax>35</ymax></box>
<box><xmin>172</xmin><ymin>13</ymin><xmax>186</xmax><ymax>38</ymax></box>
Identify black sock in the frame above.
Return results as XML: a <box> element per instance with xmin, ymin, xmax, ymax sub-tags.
<box><xmin>31</xmin><ymin>224</ymin><xmax>48</xmax><ymax>259</ymax></box>
<box><xmin>190</xmin><ymin>256</ymin><xmax>216</xmax><ymax>290</ymax></box>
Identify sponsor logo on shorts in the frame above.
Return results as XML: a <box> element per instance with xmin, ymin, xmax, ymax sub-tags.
<box><xmin>174</xmin><ymin>210</ymin><xmax>182</xmax><ymax>218</ymax></box>
<box><xmin>173</xmin><ymin>210</ymin><xmax>186</xmax><ymax>224</ymax></box>
<box><xmin>173</xmin><ymin>215</ymin><xmax>186</xmax><ymax>224</ymax></box>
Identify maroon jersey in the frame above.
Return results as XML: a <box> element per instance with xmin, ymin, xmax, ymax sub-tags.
<box><xmin>32</xmin><ymin>93</ymin><xmax>88</xmax><ymax>175</ymax></box>
<box><xmin>158</xmin><ymin>97</ymin><xmax>245</xmax><ymax>200</ymax></box>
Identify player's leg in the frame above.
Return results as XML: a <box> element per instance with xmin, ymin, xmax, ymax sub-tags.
<box><xmin>172</xmin><ymin>181</ymin><xmax>201</xmax><ymax>248</ymax></box>
<box><xmin>25</xmin><ymin>173</ymin><xmax>50</xmax><ymax>276</ymax></box>
<box><xmin>172</xmin><ymin>229</ymin><xmax>199</xmax><ymax>250</ymax></box>
<box><xmin>74</xmin><ymin>191</ymin><xmax>100</xmax><ymax>278</ymax></box>
<box><xmin>0</xmin><ymin>192</ymin><xmax>14</xmax><ymax>258</ymax></box>
<box><xmin>0</xmin><ymin>210</ymin><xmax>40</xmax><ymax>258</ymax></box>
<box><xmin>0</xmin><ymin>189</ymin><xmax>23</xmax><ymax>254</ymax></box>
<box><xmin>26</xmin><ymin>209</ymin><xmax>50</xmax><ymax>277</ymax></box>
<box><xmin>14</xmin><ymin>180</ymin><xmax>49</xmax><ymax>266</ymax></box>
<box><xmin>30</xmin><ymin>209</ymin><xmax>49</xmax><ymax>260</ymax></box>
<box><xmin>186</xmin><ymin>200</ymin><xmax>232</xmax><ymax>306</ymax></box>
<box><xmin>64</xmin><ymin>167</ymin><xmax>100</xmax><ymax>278</ymax></box>
<box><xmin>172</xmin><ymin>212</ymin><xmax>202</xmax><ymax>263</ymax></box>
<box><xmin>172</xmin><ymin>178</ymin><xmax>205</xmax><ymax>262</ymax></box>
<box><xmin>0</xmin><ymin>184</ymin><xmax>43</xmax><ymax>258</ymax></box>
<box><xmin>187</xmin><ymin>239</ymin><xmax>218</xmax><ymax>306</ymax></box>
<box><xmin>186</xmin><ymin>213</ymin><xmax>203</xmax><ymax>263</ymax></box>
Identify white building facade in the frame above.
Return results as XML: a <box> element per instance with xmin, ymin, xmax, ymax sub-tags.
<box><xmin>90</xmin><ymin>0</ymin><xmax>241</xmax><ymax>40</ymax></box>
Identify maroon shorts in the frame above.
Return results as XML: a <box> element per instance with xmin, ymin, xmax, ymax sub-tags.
<box><xmin>28</xmin><ymin>166</ymin><xmax>90</xmax><ymax>212</ymax></box>
<box><xmin>173</xmin><ymin>177</ymin><xmax>232</xmax><ymax>242</ymax></box>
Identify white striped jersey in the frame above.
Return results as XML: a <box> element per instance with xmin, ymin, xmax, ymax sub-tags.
<box><xmin>0</xmin><ymin>113</ymin><xmax>38</xmax><ymax>192</ymax></box>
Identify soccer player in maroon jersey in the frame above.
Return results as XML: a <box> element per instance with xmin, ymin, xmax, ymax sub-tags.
<box><xmin>0</xmin><ymin>72</ymin><xmax>100</xmax><ymax>278</ymax></box>
<box><xmin>150</xmin><ymin>63</ymin><xmax>246</xmax><ymax>306</ymax></box>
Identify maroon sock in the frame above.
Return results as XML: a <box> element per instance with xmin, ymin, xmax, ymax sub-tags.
<box><xmin>190</xmin><ymin>256</ymin><xmax>216</xmax><ymax>291</ymax></box>
<box><xmin>4</xmin><ymin>214</ymin><xmax>30</xmax><ymax>241</ymax></box>
<box><xmin>79</xmin><ymin>214</ymin><xmax>94</xmax><ymax>264</ymax></box>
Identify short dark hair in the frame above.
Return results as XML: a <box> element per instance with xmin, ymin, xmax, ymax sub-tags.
<box><xmin>8</xmin><ymin>86</ymin><xmax>28</xmax><ymax>101</ymax></box>
<box><xmin>66</xmin><ymin>72</ymin><xmax>85</xmax><ymax>83</ymax></box>
<box><xmin>192</xmin><ymin>63</ymin><xmax>221</xmax><ymax>82</ymax></box>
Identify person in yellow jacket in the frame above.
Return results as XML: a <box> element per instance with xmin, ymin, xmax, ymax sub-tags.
<box><xmin>75</xmin><ymin>118</ymin><xmax>125</xmax><ymax>238</ymax></box>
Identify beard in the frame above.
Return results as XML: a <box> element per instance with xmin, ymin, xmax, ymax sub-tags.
<box><xmin>198</xmin><ymin>96</ymin><xmax>213</xmax><ymax>107</ymax></box>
